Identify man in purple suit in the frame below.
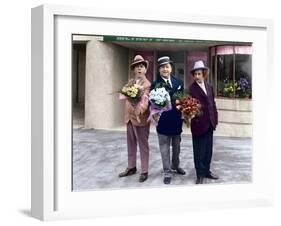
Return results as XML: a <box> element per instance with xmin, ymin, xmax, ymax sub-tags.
<box><xmin>189</xmin><ymin>60</ymin><xmax>219</xmax><ymax>184</ymax></box>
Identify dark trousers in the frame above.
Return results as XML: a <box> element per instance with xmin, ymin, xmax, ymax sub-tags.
<box><xmin>192</xmin><ymin>125</ymin><xmax>214</xmax><ymax>177</ymax></box>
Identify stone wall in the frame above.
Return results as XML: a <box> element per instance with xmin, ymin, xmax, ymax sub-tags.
<box><xmin>181</xmin><ymin>98</ymin><xmax>252</xmax><ymax>138</ymax></box>
<box><xmin>214</xmin><ymin>98</ymin><xmax>252</xmax><ymax>137</ymax></box>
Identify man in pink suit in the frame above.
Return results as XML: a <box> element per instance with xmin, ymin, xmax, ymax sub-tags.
<box><xmin>119</xmin><ymin>55</ymin><xmax>151</xmax><ymax>182</ymax></box>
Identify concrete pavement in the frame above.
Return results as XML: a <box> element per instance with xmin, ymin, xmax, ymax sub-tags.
<box><xmin>72</xmin><ymin>128</ymin><xmax>252</xmax><ymax>191</ymax></box>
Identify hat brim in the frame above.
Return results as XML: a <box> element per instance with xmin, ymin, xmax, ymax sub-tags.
<box><xmin>158</xmin><ymin>60</ymin><xmax>173</xmax><ymax>67</ymax></box>
<box><xmin>190</xmin><ymin>67</ymin><xmax>209</xmax><ymax>73</ymax></box>
<box><xmin>130</xmin><ymin>60</ymin><xmax>149</xmax><ymax>70</ymax></box>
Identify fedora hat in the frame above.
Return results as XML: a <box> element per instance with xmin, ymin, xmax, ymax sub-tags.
<box><xmin>191</xmin><ymin>60</ymin><xmax>209</xmax><ymax>73</ymax></box>
<box><xmin>157</xmin><ymin>56</ymin><xmax>173</xmax><ymax>67</ymax></box>
<box><xmin>130</xmin><ymin>55</ymin><xmax>149</xmax><ymax>70</ymax></box>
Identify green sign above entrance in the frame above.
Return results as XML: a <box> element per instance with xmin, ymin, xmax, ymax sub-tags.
<box><xmin>103</xmin><ymin>35</ymin><xmax>251</xmax><ymax>45</ymax></box>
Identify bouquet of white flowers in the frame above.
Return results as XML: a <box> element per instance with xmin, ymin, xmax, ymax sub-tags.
<box><xmin>148</xmin><ymin>87</ymin><xmax>170</xmax><ymax>108</ymax></box>
<box><xmin>147</xmin><ymin>86</ymin><xmax>172</xmax><ymax>124</ymax></box>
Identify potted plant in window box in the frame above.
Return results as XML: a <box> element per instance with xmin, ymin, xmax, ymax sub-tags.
<box><xmin>236</xmin><ymin>77</ymin><xmax>252</xmax><ymax>99</ymax></box>
<box><xmin>223</xmin><ymin>80</ymin><xmax>235</xmax><ymax>98</ymax></box>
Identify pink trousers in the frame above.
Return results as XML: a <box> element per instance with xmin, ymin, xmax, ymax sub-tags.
<box><xmin>126</xmin><ymin>121</ymin><xmax>150</xmax><ymax>173</ymax></box>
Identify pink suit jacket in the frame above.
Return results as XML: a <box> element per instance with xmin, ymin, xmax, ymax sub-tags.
<box><xmin>124</xmin><ymin>77</ymin><xmax>151</xmax><ymax>127</ymax></box>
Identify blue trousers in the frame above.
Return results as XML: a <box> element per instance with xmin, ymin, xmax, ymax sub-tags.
<box><xmin>192</xmin><ymin>125</ymin><xmax>214</xmax><ymax>177</ymax></box>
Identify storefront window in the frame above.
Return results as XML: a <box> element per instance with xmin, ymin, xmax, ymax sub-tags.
<box><xmin>217</xmin><ymin>55</ymin><xmax>234</xmax><ymax>97</ymax></box>
<box><xmin>212</xmin><ymin>46</ymin><xmax>252</xmax><ymax>99</ymax></box>
<box><xmin>235</xmin><ymin>54</ymin><xmax>252</xmax><ymax>98</ymax></box>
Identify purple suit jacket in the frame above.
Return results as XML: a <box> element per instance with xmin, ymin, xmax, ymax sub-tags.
<box><xmin>189</xmin><ymin>81</ymin><xmax>218</xmax><ymax>137</ymax></box>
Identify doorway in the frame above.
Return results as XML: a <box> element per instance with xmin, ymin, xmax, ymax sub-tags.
<box><xmin>72</xmin><ymin>43</ymin><xmax>86</xmax><ymax>128</ymax></box>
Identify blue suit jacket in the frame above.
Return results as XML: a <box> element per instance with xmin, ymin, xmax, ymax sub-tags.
<box><xmin>151</xmin><ymin>75</ymin><xmax>184</xmax><ymax>136</ymax></box>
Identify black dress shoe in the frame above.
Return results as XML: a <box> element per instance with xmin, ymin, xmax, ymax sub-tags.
<box><xmin>205</xmin><ymin>173</ymin><xmax>219</xmax><ymax>180</ymax></box>
<box><xmin>139</xmin><ymin>173</ymin><xmax>148</xmax><ymax>182</ymax></box>
<box><xmin>196</xmin><ymin>177</ymin><xmax>204</xmax><ymax>184</ymax></box>
<box><xmin>163</xmin><ymin>177</ymin><xmax>171</xmax><ymax>184</ymax></box>
<box><xmin>119</xmin><ymin>167</ymin><xmax>137</xmax><ymax>177</ymax></box>
<box><xmin>175</xmin><ymin>168</ymin><xmax>186</xmax><ymax>175</ymax></box>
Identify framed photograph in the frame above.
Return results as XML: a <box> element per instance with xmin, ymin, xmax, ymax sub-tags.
<box><xmin>31</xmin><ymin>4</ymin><xmax>274</xmax><ymax>221</ymax></box>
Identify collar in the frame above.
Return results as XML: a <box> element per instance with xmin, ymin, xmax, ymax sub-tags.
<box><xmin>160</xmin><ymin>75</ymin><xmax>171</xmax><ymax>83</ymax></box>
<box><xmin>196</xmin><ymin>81</ymin><xmax>207</xmax><ymax>95</ymax></box>
<box><xmin>135</xmin><ymin>75</ymin><xmax>146</xmax><ymax>84</ymax></box>
<box><xmin>196</xmin><ymin>81</ymin><xmax>204</xmax><ymax>86</ymax></box>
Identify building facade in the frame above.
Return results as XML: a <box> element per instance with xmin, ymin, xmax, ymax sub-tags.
<box><xmin>72</xmin><ymin>35</ymin><xmax>252</xmax><ymax>137</ymax></box>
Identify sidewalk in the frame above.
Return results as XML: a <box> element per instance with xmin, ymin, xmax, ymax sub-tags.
<box><xmin>72</xmin><ymin>128</ymin><xmax>252</xmax><ymax>191</ymax></box>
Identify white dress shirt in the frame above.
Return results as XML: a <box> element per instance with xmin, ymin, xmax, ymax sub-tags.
<box><xmin>197</xmin><ymin>81</ymin><xmax>207</xmax><ymax>95</ymax></box>
<box><xmin>161</xmin><ymin>76</ymin><xmax>172</xmax><ymax>88</ymax></box>
<box><xmin>135</xmin><ymin>78</ymin><xmax>141</xmax><ymax>85</ymax></box>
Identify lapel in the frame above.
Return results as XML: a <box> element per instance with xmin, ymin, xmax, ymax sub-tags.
<box><xmin>170</xmin><ymin>76</ymin><xmax>175</xmax><ymax>91</ymax></box>
<box><xmin>195</xmin><ymin>81</ymin><xmax>208</xmax><ymax>98</ymax></box>
<box><xmin>128</xmin><ymin>78</ymin><xmax>135</xmax><ymax>86</ymax></box>
<box><xmin>157</xmin><ymin>76</ymin><xmax>167</xmax><ymax>86</ymax></box>
<box><xmin>204</xmin><ymin>81</ymin><xmax>210</xmax><ymax>96</ymax></box>
<box><xmin>134</xmin><ymin>75</ymin><xmax>147</xmax><ymax>85</ymax></box>
<box><xmin>137</xmin><ymin>77</ymin><xmax>144</xmax><ymax>85</ymax></box>
<box><xmin>171</xmin><ymin>75</ymin><xmax>180</xmax><ymax>92</ymax></box>
<box><xmin>138</xmin><ymin>77</ymin><xmax>148</xmax><ymax>87</ymax></box>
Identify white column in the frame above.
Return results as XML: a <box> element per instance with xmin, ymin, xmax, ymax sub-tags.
<box><xmin>85</xmin><ymin>39</ymin><xmax>129</xmax><ymax>129</ymax></box>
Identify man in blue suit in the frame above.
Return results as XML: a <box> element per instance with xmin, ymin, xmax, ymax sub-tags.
<box><xmin>151</xmin><ymin>56</ymin><xmax>185</xmax><ymax>184</ymax></box>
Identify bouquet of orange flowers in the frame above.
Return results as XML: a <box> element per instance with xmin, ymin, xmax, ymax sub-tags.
<box><xmin>173</xmin><ymin>93</ymin><xmax>202</xmax><ymax>127</ymax></box>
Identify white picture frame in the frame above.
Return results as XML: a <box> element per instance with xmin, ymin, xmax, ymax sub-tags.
<box><xmin>31</xmin><ymin>4</ymin><xmax>274</xmax><ymax>221</ymax></box>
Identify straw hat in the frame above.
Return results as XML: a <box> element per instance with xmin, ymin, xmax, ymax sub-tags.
<box><xmin>157</xmin><ymin>56</ymin><xmax>173</xmax><ymax>67</ymax></box>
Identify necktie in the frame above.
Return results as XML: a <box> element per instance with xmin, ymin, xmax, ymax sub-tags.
<box><xmin>166</xmin><ymin>80</ymin><xmax>172</xmax><ymax>89</ymax></box>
